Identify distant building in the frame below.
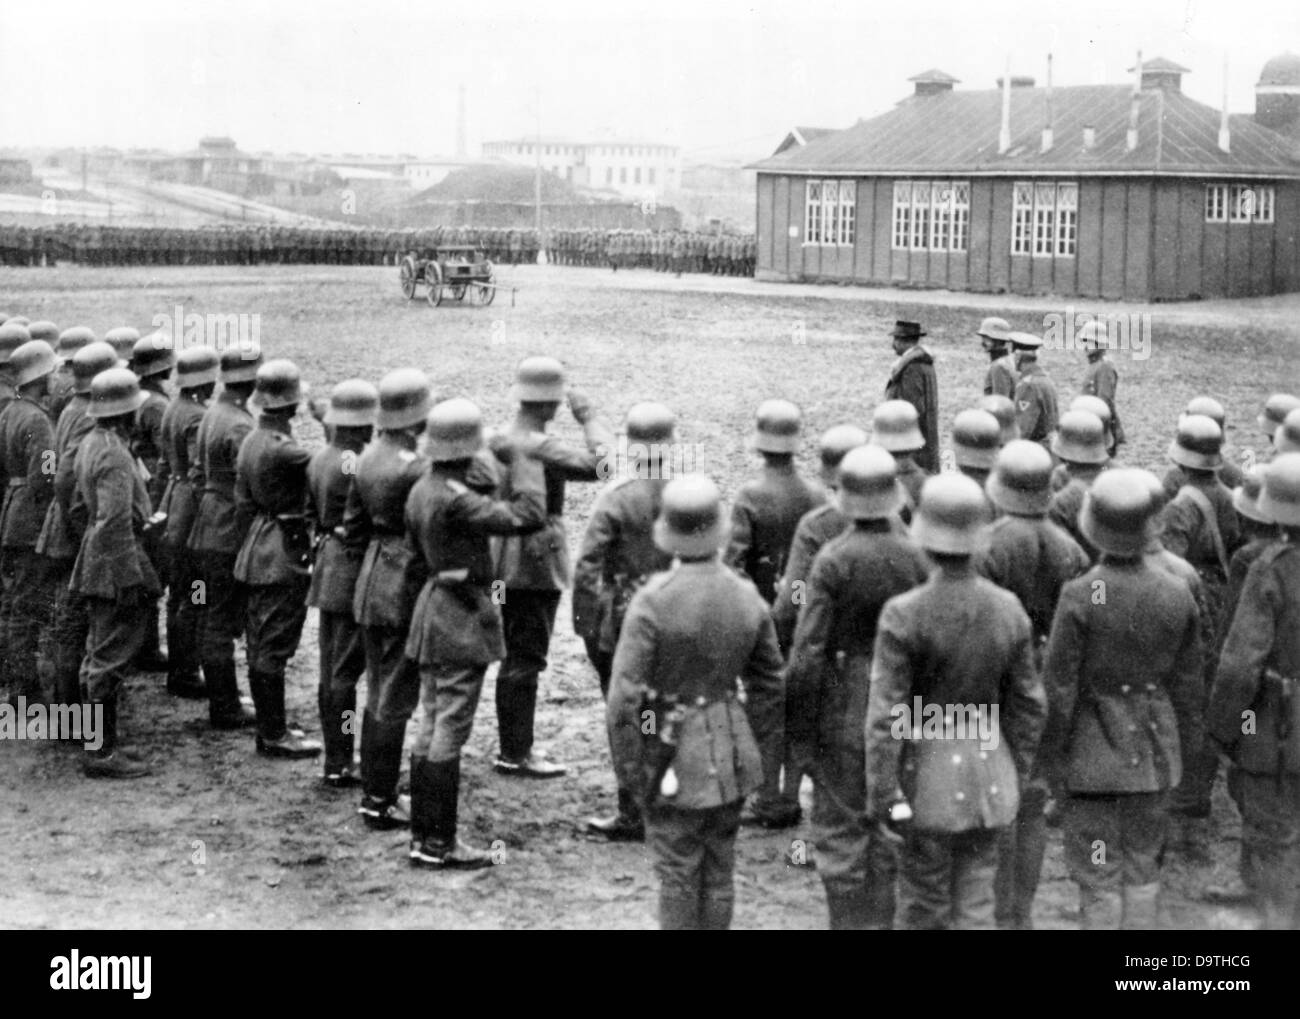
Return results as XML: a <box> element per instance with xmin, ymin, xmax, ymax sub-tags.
<box><xmin>0</xmin><ymin>157</ymin><xmax>34</xmax><ymax>186</ymax></box>
<box><xmin>771</xmin><ymin>126</ymin><xmax>840</xmax><ymax>158</ymax></box>
<box><xmin>750</xmin><ymin>55</ymin><xmax>1300</xmax><ymax>300</ymax></box>
<box><xmin>481</xmin><ymin>137</ymin><xmax>680</xmax><ymax>200</ymax></box>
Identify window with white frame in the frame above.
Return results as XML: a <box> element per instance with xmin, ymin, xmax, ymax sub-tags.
<box><xmin>891</xmin><ymin>179</ymin><xmax>970</xmax><ymax>251</ymax></box>
<box><xmin>1205</xmin><ymin>184</ymin><xmax>1227</xmax><ymax>222</ymax></box>
<box><xmin>1013</xmin><ymin>181</ymin><xmax>1077</xmax><ymax>257</ymax></box>
<box><xmin>910</xmin><ymin>182</ymin><xmax>931</xmax><ymax>248</ymax></box>
<box><xmin>951</xmin><ymin>181</ymin><xmax>970</xmax><ymax>252</ymax></box>
<box><xmin>803</xmin><ymin>180</ymin><xmax>856</xmax><ymax>245</ymax></box>
<box><xmin>892</xmin><ymin>181</ymin><xmax>912</xmax><ymax>248</ymax></box>
<box><xmin>1206</xmin><ymin>183</ymin><xmax>1275</xmax><ymax>224</ymax></box>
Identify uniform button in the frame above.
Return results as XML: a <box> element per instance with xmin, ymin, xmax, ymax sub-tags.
<box><xmin>1129</xmin><ymin>725</ymin><xmax>1138</xmax><ymax>733</ymax></box>
<box><xmin>1146</xmin><ymin>684</ymin><xmax>1156</xmax><ymax>692</ymax></box>
<box><xmin>1121</xmin><ymin>684</ymin><xmax>1131</xmax><ymax>694</ymax></box>
<box><xmin>1131</xmin><ymin>756</ymin><xmax>1140</xmax><ymax>766</ymax></box>
<box><xmin>952</xmin><ymin>754</ymin><xmax>962</xmax><ymax>765</ymax></box>
<box><xmin>1150</xmin><ymin>721</ymin><xmax>1159</xmax><ymax>729</ymax></box>
<box><xmin>990</xmin><ymin>785</ymin><xmax>998</xmax><ymax>794</ymax></box>
<box><xmin>979</xmin><ymin>751</ymin><xmax>988</xmax><ymax>760</ymax></box>
<box><xmin>954</xmin><ymin>791</ymin><xmax>965</xmax><ymax>801</ymax></box>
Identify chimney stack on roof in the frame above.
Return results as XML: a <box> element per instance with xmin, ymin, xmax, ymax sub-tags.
<box><xmin>1041</xmin><ymin>53</ymin><xmax>1054</xmax><ymax>153</ymax></box>
<box><xmin>995</xmin><ymin>75</ymin><xmax>1036</xmax><ymax>89</ymax></box>
<box><xmin>1126</xmin><ymin>51</ymin><xmax>1142</xmax><ymax>152</ymax></box>
<box><xmin>1219</xmin><ymin>53</ymin><xmax>1232</xmax><ymax>153</ymax></box>
<box><xmin>1131</xmin><ymin>56</ymin><xmax>1189</xmax><ymax>93</ymax></box>
<box><xmin>909</xmin><ymin>68</ymin><xmax>960</xmax><ymax>97</ymax></box>
<box><xmin>998</xmin><ymin>57</ymin><xmax>1012</xmax><ymax>155</ymax></box>
<box><xmin>1082</xmin><ymin>124</ymin><xmax>1096</xmax><ymax>150</ymax></box>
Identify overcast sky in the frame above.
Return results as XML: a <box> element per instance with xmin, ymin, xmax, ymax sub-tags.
<box><xmin>1</xmin><ymin>0</ymin><xmax>1297</xmax><ymax>162</ymax></box>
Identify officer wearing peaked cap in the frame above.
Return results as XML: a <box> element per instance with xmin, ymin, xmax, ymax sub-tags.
<box><xmin>728</xmin><ymin>399</ymin><xmax>825</xmax><ymax>829</ymax></box>
<box><xmin>785</xmin><ymin>446</ymin><xmax>929</xmax><ymax>928</ymax></box>
<box><xmin>493</xmin><ymin>356</ymin><xmax>615</xmax><ymax>779</ymax></box>
<box><xmin>39</xmin><ymin>342</ymin><xmax>120</xmax><ymax>704</ymax></box>
<box><xmin>870</xmin><ymin>400</ymin><xmax>926</xmax><ymax>519</ymax></box>
<box><xmin>1077</xmin><ymin>321</ymin><xmax>1125</xmax><ymax>454</ymax></box>
<box><xmin>51</xmin><ymin>327</ymin><xmax>96</xmax><ymax>418</ymax></box>
<box><xmin>573</xmin><ymin>402</ymin><xmax>677</xmax><ymax>841</ymax></box>
<box><xmin>977</xmin><ymin>317</ymin><xmax>1017</xmax><ymax>400</ymax></box>
<box><xmin>1209</xmin><ymin>454</ymin><xmax>1300</xmax><ymax>928</ymax></box>
<box><xmin>70</xmin><ymin>368</ymin><xmax>159</xmax><ymax>779</ymax></box>
<box><xmin>608</xmin><ymin>475</ymin><xmax>785</xmax><ymax>928</ymax></box>
<box><xmin>158</xmin><ymin>346</ymin><xmax>220</xmax><ymax>700</ymax></box>
<box><xmin>1009</xmin><ymin>331</ymin><xmax>1058</xmax><ymax>452</ymax></box>
<box><xmin>233</xmin><ymin>359</ymin><xmax>320</xmax><ymax>759</ymax></box>
<box><xmin>1043</xmin><ymin>469</ymin><xmax>1203</xmax><ymax>929</ymax></box>
<box><xmin>0</xmin><ymin>339</ymin><xmax>58</xmax><ymax>704</ymax></box>
<box><xmin>189</xmin><ymin>345</ymin><xmax>263</xmax><ymax>730</ymax></box>
<box><xmin>342</xmin><ymin>368</ymin><xmax>437</xmax><ymax>829</ymax></box>
<box><xmin>977</xmin><ymin>440</ymin><xmax>1089</xmax><ymax>929</ymax></box>
<box><xmin>866</xmin><ymin>473</ymin><xmax>1046</xmax><ymax>930</ymax></box>
<box><xmin>405</xmin><ymin>399</ymin><xmax>549</xmax><ymax>871</ymax></box>
<box><xmin>129</xmin><ymin>333</ymin><xmax>176</xmax><ymax>675</ymax></box>
<box><xmin>885</xmin><ymin>321</ymin><xmax>940</xmax><ymax>474</ymax></box>
<box><xmin>306</xmin><ymin>379</ymin><xmax>378</xmax><ymax>788</ymax></box>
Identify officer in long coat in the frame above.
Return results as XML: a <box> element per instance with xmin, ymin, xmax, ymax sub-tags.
<box><xmin>978</xmin><ymin>440</ymin><xmax>1090</xmax><ymax>929</ymax></box>
<box><xmin>1041</xmin><ymin>469</ymin><xmax>1203</xmax><ymax>929</ymax></box>
<box><xmin>306</xmin><ymin>380</ymin><xmax>378</xmax><ymax>787</ymax></box>
<box><xmin>343</xmin><ymin>369</ymin><xmax>435</xmax><ymax>828</ymax></box>
<box><xmin>189</xmin><ymin>347</ymin><xmax>262</xmax><ymax>729</ymax></box>
<box><xmin>492</xmin><ymin>356</ymin><xmax>613</xmax><ymax>779</ymax></box>
<box><xmin>70</xmin><ymin>368</ymin><xmax>159</xmax><ymax>779</ymax></box>
<box><xmin>232</xmin><ymin>359</ymin><xmax>320</xmax><ymax>758</ymax></box>
<box><xmin>38</xmin><ymin>342</ymin><xmax>119</xmax><ymax>705</ymax></box>
<box><xmin>405</xmin><ymin>399</ymin><xmax>547</xmax><ymax>870</ymax></box>
<box><xmin>866</xmin><ymin>473</ymin><xmax>1046</xmax><ymax>930</ymax></box>
<box><xmin>727</xmin><ymin>399</ymin><xmax>825</xmax><ymax>829</ymax></box>
<box><xmin>1209</xmin><ymin>453</ymin><xmax>1300</xmax><ymax>930</ymax></box>
<box><xmin>978</xmin><ymin>317</ymin><xmax>1017</xmax><ymax>400</ymax></box>
<box><xmin>0</xmin><ymin>340</ymin><xmax>58</xmax><ymax>703</ymax></box>
<box><xmin>786</xmin><ymin>446</ymin><xmax>929</xmax><ymax>929</ymax></box>
<box><xmin>157</xmin><ymin>347</ymin><xmax>220</xmax><ymax>699</ymax></box>
<box><xmin>572</xmin><ymin>402</ymin><xmax>676</xmax><ymax>841</ymax></box>
<box><xmin>608</xmin><ymin>475</ymin><xmax>785</xmax><ymax>929</ymax></box>
<box><xmin>884</xmin><ymin>321</ymin><xmax>939</xmax><ymax>474</ymax></box>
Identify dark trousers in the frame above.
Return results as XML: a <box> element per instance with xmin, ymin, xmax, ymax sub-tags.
<box><xmin>994</xmin><ymin>780</ymin><xmax>1050</xmax><ymax>929</ymax></box>
<box><xmin>496</xmin><ymin>588</ymin><xmax>561</xmax><ymax>760</ymax></box>
<box><xmin>645</xmin><ymin>800</ymin><xmax>744</xmax><ymax>930</ymax></box>
<box><xmin>360</xmin><ymin>625</ymin><xmax>421</xmax><ymax>802</ymax></box>
<box><xmin>582</xmin><ymin>635</ymin><xmax>613</xmax><ymax>699</ymax></box>
<box><xmin>898</xmin><ymin>827</ymin><xmax>1000</xmax><ymax>930</ymax></box>
<box><xmin>166</xmin><ymin>545</ymin><xmax>202</xmax><ymax>679</ymax></box>
<box><xmin>1</xmin><ymin>546</ymin><xmax>53</xmax><ymax>702</ymax></box>
<box><xmin>318</xmin><ymin>609</ymin><xmax>366</xmax><ymax>773</ymax></box>
<box><xmin>82</xmin><ymin>595</ymin><xmax>147</xmax><ymax>704</ymax></box>
<box><xmin>244</xmin><ymin>579</ymin><xmax>309</xmax><ymax>740</ymax></box>
<box><xmin>414</xmin><ymin>661</ymin><xmax>487</xmax><ymax>764</ymax></box>
<box><xmin>195</xmin><ymin>550</ymin><xmax>246</xmax><ymax>715</ymax></box>
<box><xmin>1233</xmin><ymin>772</ymin><xmax>1300</xmax><ymax>930</ymax></box>
<box><xmin>48</xmin><ymin>560</ymin><xmax>88</xmax><ymax>703</ymax></box>
<box><xmin>813</xmin><ymin>736</ymin><xmax>897</xmax><ymax>929</ymax></box>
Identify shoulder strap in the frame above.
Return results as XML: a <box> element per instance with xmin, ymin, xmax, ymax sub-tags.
<box><xmin>1179</xmin><ymin>484</ymin><xmax>1229</xmax><ymax>576</ymax></box>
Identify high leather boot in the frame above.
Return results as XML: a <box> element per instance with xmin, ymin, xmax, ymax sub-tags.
<box><xmin>408</xmin><ymin>755</ymin><xmax>438</xmax><ymax>846</ymax></box>
<box><xmin>165</xmin><ymin>596</ymin><xmax>204</xmax><ymax>698</ymax></box>
<box><xmin>359</xmin><ymin>719</ymin><xmax>411</xmax><ymax>829</ymax></box>
<box><xmin>585</xmin><ymin>787</ymin><xmax>645</xmax><ymax>841</ymax></box>
<box><xmin>825</xmin><ymin>887</ymin><xmax>872</xmax><ymax>930</ymax></box>
<box><xmin>253</xmin><ymin>669</ymin><xmax>321</xmax><ymax>759</ymax></box>
<box><xmin>408</xmin><ymin>757</ymin><xmax>492</xmax><ymax>870</ymax></box>
<box><xmin>319</xmin><ymin>680</ymin><xmax>356</xmax><ymax>786</ymax></box>
<box><xmin>657</xmin><ymin>893</ymin><xmax>701</xmax><ymax>930</ymax></box>
<box><xmin>358</xmin><ymin>710</ymin><xmax>377</xmax><ymax>793</ymax></box>
<box><xmin>133</xmin><ymin>604</ymin><xmax>169</xmax><ymax>672</ymax></box>
<box><xmin>207</xmin><ymin>659</ymin><xmax>254</xmax><ymax>729</ymax></box>
<box><xmin>1122</xmin><ymin>882</ymin><xmax>1162</xmax><ymax>930</ymax></box>
<box><xmin>82</xmin><ymin>700</ymin><xmax>150</xmax><ymax>779</ymax></box>
<box><xmin>699</xmin><ymin>894</ymin><xmax>735</xmax><ymax>931</ymax></box>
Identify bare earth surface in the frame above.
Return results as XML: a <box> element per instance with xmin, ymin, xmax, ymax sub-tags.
<box><xmin>2</xmin><ymin>263</ymin><xmax>1297</xmax><ymax>929</ymax></box>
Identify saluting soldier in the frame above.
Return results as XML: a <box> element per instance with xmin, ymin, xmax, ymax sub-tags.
<box><xmin>70</xmin><ymin>368</ymin><xmax>160</xmax><ymax>778</ymax></box>
<box><xmin>1208</xmin><ymin>454</ymin><xmax>1300</xmax><ymax>929</ymax></box>
<box><xmin>157</xmin><ymin>347</ymin><xmax>220</xmax><ymax>700</ymax></box>
<box><xmin>572</xmin><ymin>403</ymin><xmax>676</xmax><ymax>841</ymax></box>
<box><xmin>1009</xmin><ymin>331</ymin><xmax>1058</xmax><ymax>451</ymax></box>
<box><xmin>0</xmin><ymin>340</ymin><xmax>59</xmax><ymax>704</ymax></box>
<box><xmin>977</xmin><ymin>316</ymin><xmax>1017</xmax><ymax>399</ymax></box>
<box><xmin>129</xmin><ymin>333</ymin><xmax>175</xmax><ymax>675</ymax></box>
<box><xmin>492</xmin><ymin>356</ymin><xmax>614</xmax><ymax>779</ymax></box>
<box><xmin>39</xmin><ymin>342</ymin><xmax>120</xmax><ymax>705</ymax></box>
<box><xmin>1042</xmin><ymin>469</ymin><xmax>1203</xmax><ymax>929</ymax></box>
<box><xmin>189</xmin><ymin>347</ymin><xmax>263</xmax><ymax>730</ymax></box>
<box><xmin>727</xmin><ymin>399</ymin><xmax>824</xmax><ymax>829</ymax></box>
<box><xmin>884</xmin><ymin>321</ymin><xmax>939</xmax><ymax>474</ymax></box>
<box><xmin>978</xmin><ymin>440</ymin><xmax>1090</xmax><ymax>929</ymax></box>
<box><xmin>306</xmin><ymin>379</ymin><xmax>378</xmax><ymax>788</ymax></box>
<box><xmin>786</xmin><ymin>447</ymin><xmax>929</xmax><ymax>928</ymax></box>
<box><xmin>608</xmin><ymin>475</ymin><xmax>784</xmax><ymax>929</ymax></box>
<box><xmin>405</xmin><ymin>399</ymin><xmax>547</xmax><ymax>870</ymax></box>
<box><xmin>865</xmin><ymin>473</ymin><xmax>1046</xmax><ymax>930</ymax></box>
<box><xmin>343</xmin><ymin>369</ymin><xmax>434</xmax><ymax>828</ymax></box>
<box><xmin>232</xmin><ymin>360</ymin><xmax>320</xmax><ymax>758</ymax></box>
<box><xmin>1077</xmin><ymin>321</ymin><xmax>1125</xmax><ymax>454</ymax></box>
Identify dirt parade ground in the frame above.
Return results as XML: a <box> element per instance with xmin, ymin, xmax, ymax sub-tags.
<box><xmin>2</xmin><ymin>262</ymin><xmax>1298</xmax><ymax>930</ymax></box>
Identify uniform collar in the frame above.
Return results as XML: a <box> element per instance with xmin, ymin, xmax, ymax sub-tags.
<box><xmin>258</xmin><ymin>414</ymin><xmax>293</xmax><ymax>436</ymax></box>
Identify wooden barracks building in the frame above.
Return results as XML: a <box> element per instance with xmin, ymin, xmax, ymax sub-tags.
<box><xmin>751</xmin><ymin>54</ymin><xmax>1300</xmax><ymax>300</ymax></box>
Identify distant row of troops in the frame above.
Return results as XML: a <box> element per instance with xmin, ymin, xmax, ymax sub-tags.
<box><xmin>0</xmin><ymin>224</ymin><xmax>756</xmax><ymax>276</ymax></box>
<box><xmin>2</xmin><ymin>307</ymin><xmax>1299</xmax><ymax>930</ymax></box>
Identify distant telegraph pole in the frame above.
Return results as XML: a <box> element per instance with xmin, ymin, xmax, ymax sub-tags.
<box><xmin>534</xmin><ymin>88</ymin><xmax>543</xmax><ymax>262</ymax></box>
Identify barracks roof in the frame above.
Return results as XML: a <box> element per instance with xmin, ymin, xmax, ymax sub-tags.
<box><xmin>751</xmin><ymin>82</ymin><xmax>1300</xmax><ymax>179</ymax></box>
